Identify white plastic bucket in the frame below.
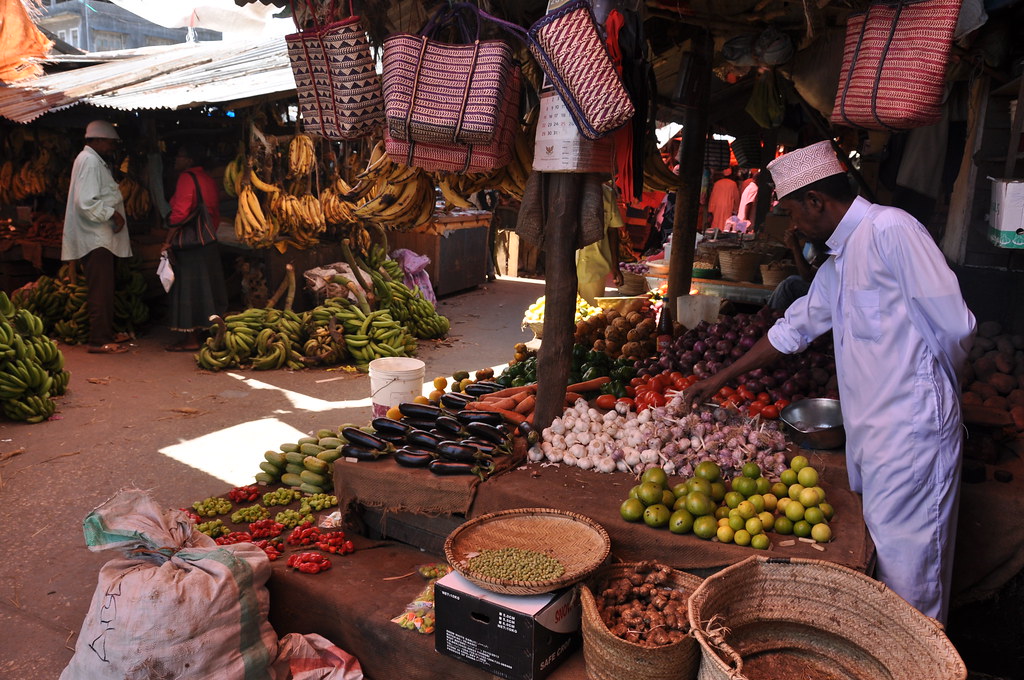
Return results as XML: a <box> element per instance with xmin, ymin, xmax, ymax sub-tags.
<box><xmin>368</xmin><ymin>357</ymin><xmax>425</xmax><ymax>417</ymax></box>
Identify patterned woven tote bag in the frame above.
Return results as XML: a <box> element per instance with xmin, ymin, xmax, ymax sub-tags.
<box><xmin>831</xmin><ymin>0</ymin><xmax>962</xmax><ymax>131</ymax></box>
<box><xmin>286</xmin><ymin>1</ymin><xmax>383</xmax><ymax>140</ymax></box>
<box><xmin>384</xmin><ymin>67</ymin><xmax>521</xmax><ymax>173</ymax></box>
<box><xmin>526</xmin><ymin>0</ymin><xmax>635</xmax><ymax>140</ymax></box>
<box><xmin>382</xmin><ymin>4</ymin><xmax>516</xmax><ymax>147</ymax></box>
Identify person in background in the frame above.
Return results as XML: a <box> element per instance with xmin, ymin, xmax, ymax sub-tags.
<box><xmin>682</xmin><ymin>140</ymin><xmax>975</xmax><ymax>624</ymax></box>
<box><xmin>737</xmin><ymin>168</ymin><xmax>759</xmax><ymax>224</ymax></box>
<box><xmin>61</xmin><ymin>120</ymin><xmax>133</xmax><ymax>354</ymax></box>
<box><xmin>766</xmin><ymin>223</ymin><xmax>826</xmax><ymax>311</ymax></box>
<box><xmin>577</xmin><ymin>184</ymin><xmax>625</xmax><ymax>306</ymax></box>
<box><xmin>707</xmin><ymin>167</ymin><xmax>739</xmax><ymax>233</ymax></box>
<box><xmin>162</xmin><ymin>143</ymin><xmax>228</xmax><ymax>352</ymax></box>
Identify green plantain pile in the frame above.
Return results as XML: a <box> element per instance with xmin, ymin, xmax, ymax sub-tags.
<box><xmin>0</xmin><ymin>292</ymin><xmax>69</xmax><ymax>423</ymax></box>
<box><xmin>196</xmin><ymin>307</ymin><xmax>307</xmax><ymax>371</ymax></box>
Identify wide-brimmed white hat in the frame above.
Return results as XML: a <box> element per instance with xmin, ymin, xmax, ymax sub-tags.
<box><xmin>767</xmin><ymin>140</ymin><xmax>844</xmax><ymax>199</ymax></box>
<box><xmin>85</xmin><ymin>120</ymin><xmax>119</xmax><ymax>140</ymax></box>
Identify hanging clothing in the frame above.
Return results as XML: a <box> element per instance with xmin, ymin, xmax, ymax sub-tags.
<box><xmin>767</xmin><ymin>196</ymin><xmax>975</xmax><ymax>623</ymax></box>
<box><xmin>707</xmin><ymin>177</ymin><xmax>740</xmax><ymax>232</ymax></box>
<box><xmin>577</xmin><ymin>186</ymin><xmax>625</xmax><ymax>306</ymax></box>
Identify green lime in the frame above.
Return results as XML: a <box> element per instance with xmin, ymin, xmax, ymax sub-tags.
<box><xmin>620</xmin><ymin>498</ymin><xmax>645</xmax><ymax>522</ymax></box>
<box><xmin>685</xmin><ymin>491</ymin><xmax>715</xmax><ymax>517</ymax></box>
<box><xmin>728</xmin><ymin>514</ymin><xmax>745</xmax><ymax>531</ymax></box>
<box><xmin>747</xmin><ymin>494</ymin><xmax>766</xmax><ymax>513</ymax></box>
<box><xmin>717</xmin><ymin>525</ymin><xmax>735</xmax><ymax>543</ymax></box>
<box><xmin>758</xmin><ymin>511</ymin><xmax>775</xmax><ymax>532</ymax></box>
<box><xmin>755</xmin><ymin>477</ymin><xmax>771</xmax><ymax>495</ymax></box>
<box><xmin>742</xmin><ymin>462</ymin><xmax>761</xmax><ymax>479</ymax></box>
<box><xmin>736</xmin><ymin>500</ymin><xmax>756</xmax><ymax>520</ymax></box>
<box><xmin>724</xmin><ymin>491</ymin><xmax>744</xmax><ymax>509</ymax></box>
<box><xmin>780</xmin><ymin>469</ymin><xmax>798</xmax><ymax>486</ymax></box>
<box><xmin>804</xmin><ymin>507</ymin><xmax>825</xmax><ymax>525</ymax></box>
<box><xmin>811</xmin><ymin>523</ymin><xmax>833</xmax><ymax>543</ymax></box>
<box><xmin>733</xmin><ymin>529</ymin><xmax>752</xmax><ymax>546</ymax></box>
<box><xmin>745</xmin><ymin>517</ymin><xmax>764</xmax><ymax>536</ymax></box>
<box><xmin>790</xmin><ymin>455</ymin><xmax>809</xmax><ymax>472</ymax></box>
<box><xmin>797</xmin><ymin>466</ymin><xmax>819</xmax><ymax>487</ymax></box>
<box><xmin>672</xmin><ymin>495</ymin><xmax>689</xmax><ymax>511</ymax></box>
<box><xmin>798</xmin><ymin>487</ymin><xmax>821</xmax><ymax>508</ymax></box>
<box><xmin>787</xmin><ymin>483</ymin><xmax>805</xmax><ymax>501</ymax></box>
<box><xmin>688</xmin><ymin>477</ymin><xmax>713</xmax><ymax>496</ymax></box>
<box><xmin>771</xmin><ymin>482</ymin><xmax>789</xmax><ymax>498</ymax></box>
<box><xmin>710</xmin><ymin>481</ymin><xmax>727</xmax><ymax>502</ymax></box>
<box><xmin>637</xmin><ymin>482</ymin><xmax>664</xmax><ymax>506</ymax></box>
<box><xmin>669</xmin><ymin>508</ymin><xmax>695</xmax><ymax>534</ymax></box>
<box><xmin>628</xmin><ymin>485</ymin><xmax>641</xmax><ymax>500</ymax></box>
<box><xmin>774</xmin><ymin>516</ymin><xmax>794</xmax><ymax>535</ymax></box>
<box><xmin>693</xmin><ymin>515</ymin><xmax>719</xmax><ymax>540</ymax></box>
<box><xmin>762</xmin><ymin>493</ymin><xmax>778</xmax><ymax>512</ymax></box>
<box><xmin>641</xmin><ymin>467</ymin><xmax>668</xmax><ymax>488</ymax></box>
<box><xmin>715</xmin><ymin>505</ymin><xmax>731</xmax><ymax>520</ymax></box>
<box><xmin>672</xmin><ymin>482</ymin><xmax>690</xmax><ymax>498</ymax></box>
<box><xmin>784</xmin><ymin>501</ymin><xmax>806</xmax><ymax>522</ymax></box>
<box><xmin>731</xmin><ymin>476</ymin><xmax>757</xmax><ymax>498</ymax></box>
<box><xmin>751</xmin><ymin>533</ymin><xmax>771</xmax><ymax>550</ymax></box>
<box><xmin>643</xmin><ymin>504</ymin><xmax>671</xmax><ymax>528</ymax></box>
<box><xmin>819</xmin><ymin>502</ymin><xmax>835</xmax><ymax>520</ymax></box>
<box><xmin>793</xmin><ymin>520</ymin><xmax>812</xmax><ymax>538</ymax></box>
<box><xmin>662</xmin><ymin>490</ymin><xmax>677</xmax><ymax>507</ymax></box>
<box><xmin>695</xmin><ymin>460</ymin><xmax>722</xmax><ymax>482</ymax></box>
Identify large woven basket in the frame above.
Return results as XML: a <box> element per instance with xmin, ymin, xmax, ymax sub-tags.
<box><xmin>581</xmin><ymin>563</ymin><xmax>703</xmax><ymax>680</ymax></box>
<box><xmin>444</xmin><ymin>508</ymin><xmax>610</xmax><ymax>595</ymax></box>
<box><xmin>718</xmin><ymin>249</ymin><xmax>764</xmax><ymax>283</ymax></box>
<box><xmin>618</xmin><ymin>271</ymin><xmax>650</xmax><ymax>296</ymax></box>
<box><xmin>759</xmin><ymin>263</ymin><xmax>797</xmax><ymax>287</ymax></box>
<box><xmin>687</xmin><ymin>556</ymin><xmax>967</xmax><ymax>680</ymax></box>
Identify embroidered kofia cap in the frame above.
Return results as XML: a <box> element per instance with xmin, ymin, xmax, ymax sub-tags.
<box><xmin>767</xmin><ymin>140</ymin><xmax>845</xmax><ymax>199</ymax></box>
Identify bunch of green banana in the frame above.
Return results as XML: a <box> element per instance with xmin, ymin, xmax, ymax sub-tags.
<box><xmin>222</xmin><ymin>151</ymin><xmax>246</xmax><ymax>199</ymax></box>
<box><xmin>10</xmin><ymin>275</ymin><xmax>64</xmax><ymax>333</ymax></box>
<box><xmin>112</xmin><ymin>260</ymin><xmax>149</xmax><ymax>332</ymax></box>
<box><xmin>0</xmin><ymin>306</ymin><xmax>68</xmax><ymax>423</ymax></box>
<box><xmin>303</xmin><ymin>297</ymin><xmax>355</xmax><ymax>366</ymax></box>
<box><xmin>380</xmin><ymin>278</ymin><xmax>450</xmax><ymax>340</ymax></box>
<box><xmin>333</xmin><ymin>305</ymin><xmax>417</xmax><ymax>372</ymax></box>
<box><xmin>196</xmin><ymin>307</ymin><xmax>309</xmax><ymax>372</ymax></box>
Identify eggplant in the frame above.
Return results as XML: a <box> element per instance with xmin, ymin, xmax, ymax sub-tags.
<box><xmin>434</xmin><ymin>415</ymin><xmax>464</xmax><ymax>437</ymax></box>
<box><xmin>517</xmin><ymin>421</ymin><xmax>540</xmax><ymax>445</ymax></box>
<box><xmin>455</xmin><ymin>410</ymin><xmax>504</xmax><ymax>426</ymax></box>
<box><xmin>394</xmin><ymin>448</ymin><xmax>434</xmax><ymax>468</ymax></box>
<box><xmin>341</xmin><ymin>427</ymin><xmax>388</xmax><ymax>452</ymax></box>
<box><xmin>407</xmin><ymin>429</ymin><xmax>445</xmax><ymax>451</ymax></box>
<box><xmin>462</xmin><ymin>438</ymin><xmax>500</xmax><ymax>455</ymax></box>
<box><xmin>428</xmin><ymin>459</ymin><xmax>478</xmax><ymax>476</ymax></box>
<box><xmin>372</xmin><ymin>417</ymin><xmax>411</xmax><ymax>437</ymax></box>
<box><xmin>437</xmin><ymin>440</ymin><xmax>488</xmax><ymax>463</ymax></box>
<box><xmin>398</xmin><ymin>402</ymin><xmax>442</xmax><ymax>420</ymax></box>
<box><xmin>401</xmin><ymin>417</ymin><xmax>439</xmax><ymax>431</ymax></box>
<box><xmin>463</xmin><ymin>381</ymin><xmax>504</xmax><ymax>397</ymax></box>
<box><xmin>440</xmin><ymin>392</ymin><xmax>473</xmax><ymax>410</ymax></box>
<box><xmin>341</xmin><ymin>443</ymin><xmax>386</xmax><ymax>461</ymax></box>
<box><xmin>376</xmin><ymin>430</ymin><xmax>409</xmax><ymax>444</ymax></box>
<box><xmin>465</xmin><ymin>421</ymin><xmax>509</xmax><ymax>445</ymax></box>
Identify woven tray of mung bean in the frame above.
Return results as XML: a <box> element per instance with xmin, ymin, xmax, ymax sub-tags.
<box><xmin>444</xmin><ymin>508</ymin><xmax>611</xmax><ymax>595</ymax></box>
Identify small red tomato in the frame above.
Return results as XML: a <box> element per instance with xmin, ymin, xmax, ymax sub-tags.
<box><xmin>616</xmin><ymin>397</ymin><xmax>635</xmax><ymax>409</ymax></box>
<box><xmin>672</xmin><ymin>376</ymin><xmax>688</xmax><ymax>390</ymax></box>
<box><xmin>625</xmin><ymin>385</ymin><xmax>636</xmax><ymax>397</ymax></box>
<box><xmin>757</xmin><ymin>392</ymin><xmax>772</xmax><ymax>404</ymax></box>
<box><xmin>774</xmin><ymin>399</ymin><xmax>791</xmax><ymax>411</ymax></box>
<box><xmin>594</xmin><ymin>394</ymin><xmax>616</xmax><ymax>409</ymax></box>
<box><xmin>669</xmin><ymin>371</ymin><xmax>684</xmax><ymax>384</ymax></box>
<box><xmin>647</xmin><ymin>392</ymin><xmax>667</xmax><ymax>407</ymax></box>
<box><xmin>648</xmin><ymin>376</ymin><xmax>665</xmax><ymax>393</ymax></box>
<box><xmin>737</xmin><ymin>388</ymin><xmax>755</xmax><ymax>403</ymax></box>
<box><xmin>760</xmin><ymin>405</ymin><xmax>780</xmax><ymax>419</ymax></box>
<box><xmin>719</xmin><ymin>386</ymin><xmax>736</xmax><ymax>397</ymax></box>
<box><xmin>748</xmin><ymin>402</ymin><xmax>764</xmax><ymax>417</ymax></box>
<box><xmin>685</xmin><ymin>375</ymin><xmax>700</xmax><ymax>387</ymax></box>
<box><xmin>629</xmin><ymin>377</ymin><xmax>644</xmax><ymax>387</ymax></box>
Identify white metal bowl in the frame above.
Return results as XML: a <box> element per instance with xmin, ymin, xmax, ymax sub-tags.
<box><xmin>780</xmin><ymin>398</ymin><xmax>845</xmax><ymax>450</ymax></box>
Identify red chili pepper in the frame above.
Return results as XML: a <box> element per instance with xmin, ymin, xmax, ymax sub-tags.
<box><xmin>287</xmin><ymin>522</ymin><xmax>322</xmax><ymax>546</ymax></box>
<box><xmin>228</xmin><ymin>485</ymin><xmax>261</xmax><ymax>503</ymax></box>
<box><xmin>288</xmin><ymin>552</ymin><xmax>332</xmax><ymax>574</ymax></box>
<box><xmin>249</xmin><ymin>519</ymin><xmax>286</xmax><ymax>539</ymax></box>
<box><xmin>216</xmin><ymin>531</ymin><xmax>254</xmax><ymax>545</ymax></box>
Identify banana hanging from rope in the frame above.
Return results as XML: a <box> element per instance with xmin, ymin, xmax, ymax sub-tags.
<box><xmin>288</xmin><ymin>134</ymin><xmax>316</xmax><ymax>178</ymax></box>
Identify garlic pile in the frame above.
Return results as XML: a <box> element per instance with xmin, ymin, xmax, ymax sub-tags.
<box><xmin>529</xmin><ymin>397</ymin><xmax>789</xmax><ymax>480</ymax></box>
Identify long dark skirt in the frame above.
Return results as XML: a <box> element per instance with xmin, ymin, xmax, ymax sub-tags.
<box><xmin>167</xmin><ymin>243</ymin><xmax>228</xmax><ymax>331</ymax></box>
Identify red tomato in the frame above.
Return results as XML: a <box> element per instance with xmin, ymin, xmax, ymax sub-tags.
<box><xmin>647</xmin><ymin>392</ymin><xmax>667</xmax><ymax>407</ymax></box>
<box><xmin>594</xmin><ymin>394</ymin><xmax>617</xmax><ymax>410</ymax></box>
<box><xmin>685</xmin><ymin>375</ymin><xmax>700</xmax><ymax>387</ymax></box>
<box><xmin>648</xmin><ymin>376</ymin><xmax>666</xmax><ymax>393</ymax></box>
<box><xmin>669</xmin><ymin>371</ymin><xmax>684</xmax><ymax>384</ymax></box>
<box><xmin>625</xmin><ymin>385</ymin><xmax>636</xmax><ymax>397</ymax></box>
<box><xmin>737</xmin><ymin>388</ymin><xmax>756</xmax><ymax>403</ymax></box>
<box><xmin>760</xmin><ymin>405</ymin><xmax>780</xmax><ymax>419</ymax></box>
<box><xmin>629</xmin><ymin>377</ymin><xmax>644</xmax><ymax>387</ymax></box>
<box><xmin>773</xmin><ymin>399</ymin><xmax>791</xmax><ymax>411</ymax></box>
<box><xmin>719</xmin><ymin>386</ymin><xmax>736</xmax><ymax>397</ymax></box>
<box><xmin>616</xmin><ymin>397</ymin><xmax>635</xmax><ymax>409</ymax></box>
<box><xmin>672</xmin><ymin>376</ymin><xmax>688</xmax><ymax>390</ymax></box>
<box><xmin>757</xmin><ymin>392</ymin><xmax>772</xmax><ymax>404</ymax></box>
<box><xmin>748</xmin><ymin>402</ymin><xmax>764</xmax><ymax>417</ymax></box>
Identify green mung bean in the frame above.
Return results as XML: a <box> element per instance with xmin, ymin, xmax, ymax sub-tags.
<box><xmin>467</xmin><ymin>547</ymin><xmax>565</xmax><ymax>582</ymax></box>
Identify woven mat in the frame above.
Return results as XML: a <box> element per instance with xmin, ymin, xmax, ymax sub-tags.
<box><xmin>469</xmin><ymin>451</ymin><xmax>874</xmax><ymax>573</ymax></box>
<box><xmin>333</xmin><ymin>458</ymin><xmax>481</xmax><ymax>517</ymax></box>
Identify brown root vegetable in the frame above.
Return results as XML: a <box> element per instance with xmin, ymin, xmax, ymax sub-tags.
<box><xmin>968</xmin><ymin>381</ymin><xmax>998</xmax><ymax>401</ymax></box>
<box><xmin>983</xmin><ymin>395</ymin><xmax>1008</xmax><ymax>411</ymax></box>
<box><xmin>1012</xmin><ymin>405</ymin><xmax>1024</xmax><ymax>430</ymax></box>
<box><xmin>988</xmin><ymin>372</ymin><xmax>1017</xmax><ymax>396</ymax></box>
<box><xmin>1008</xmin><ymin>389</ymin><xmax>1024</xmax><ymax>408</ymax></box>
<box><xmin>961</xmin><ymin>392</ymin><xmax>983</xmax><ymax>406</ymax></box>
<box><xmin>978</xmin><ymin>321</ymin><xmax>1002</xmax><ymax>338</ymax></box>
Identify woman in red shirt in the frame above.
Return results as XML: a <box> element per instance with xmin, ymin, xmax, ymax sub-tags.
<box><xmin>163</xmin><ymin>143</ymin><xmax>228</xmax><ymax>351</ymax></box>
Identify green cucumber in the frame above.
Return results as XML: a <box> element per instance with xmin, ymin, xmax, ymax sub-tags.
<box><xmin>285</xmin><ymin>463</ymin><xmax>306</xmax><ymax>476</ymax></box>
<box><xmin>317</xmin><ymin>449</ymin><xmax>342</xmax><ymax>464</ymax></box>
<box><xmin>316</xmin><ymin>429</ymin><xmax>336</xmax><ymax>440</ymax></box>
<box><xmin>297</xmin><ymin>436</ymin><xmax>319</xmax><ymax>446</ymax></box>
<box><xmin>264</xmin><ymin>450</ymin><xmax>287</xmax><ymax>467</ymax></box>
<box><xmin>254</xmin><ymin>472</ymin><xmax>277</xmax><ymax>484</ymax></box>
<box><xmin>259</xmin><ymin>461</ymin><xmax>283</xmax><ymax>476</ymax></box>
<box><xmin>280</xmin><ymin>443</ymin><xmax>300</xmax><ymax>453</ymax></box>
<box><xmin>318</xmin><ymin>437</ymin><xmax>343</xmax><ymax>449</ymax></box>
<box><xmin>300</xmin><ymin>469</ymin><xmax>328</xmax><ymax>487</ymax></box>
<box><xmin>281</xmin><ymin>472</ymin><xmax>304</xmax><ymax>487</ymax></box>
<box><xmin>300</xmin><ymin>442</ymin><xmax>326</xmax><ymax>456</ymax></box>
<box><xmin>285</xmin><ymin>451</ymin><xmax>307</xmax><ymax>465</ymax></box>
<box><xmin>303</xmin><ymin>456</ymin><xmax>329</xmax><ymax>475</ymax></box>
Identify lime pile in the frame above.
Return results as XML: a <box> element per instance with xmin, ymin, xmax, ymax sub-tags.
<box><xmin>619</xmin><ymin>456</ymin><xmax>834</xmax><ymax>549</ymax></box>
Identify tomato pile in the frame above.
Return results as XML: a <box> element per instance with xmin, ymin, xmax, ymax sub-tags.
<box><xmin>595</xmin><ymin>369</ymin><xmax>791</xmax><ymax>419</ymax></box>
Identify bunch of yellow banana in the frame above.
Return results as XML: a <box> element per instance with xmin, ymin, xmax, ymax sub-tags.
<box><xmin>288</xmin><ymin>134</ymin><xmax>316</xmax><ymax>178</ymax></box>
<box><xmin>321</xmin><ymin>184</ymin><xmax>357</xmax><ymax>225</ymax></box>
<box><xmin>643</xmin><ymin>137</ymin><xmax>681</xmax><ymax>193</ymax></box>
<box><xmin>12</xmin><ymin>162</ymin><xmax>47</xmax><ymax>201</ymax></box>
<box><xmin>235</xmin><ymin>184</ymin><xmax>277</xmax><ymax>247</ymax></box>
<box><xmin>352</xmin><ymin>168</ymin><xmax>436</xmax><ymax>231</ymax></box>
<box><xmin>118</xmin><ymin>174</ymin><xmax>152</xmax><ymax>221</ymax></box>
<box><xmin>222</xmin><ymin>154</ymin><xmax>246</xmax><ymax>198</ymax></box>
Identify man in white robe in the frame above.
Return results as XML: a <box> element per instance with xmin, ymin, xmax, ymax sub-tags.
<box><xmin>683</xmin><ymin>140</ymin><xmax>975</xmax><ymax>623</ymax></box>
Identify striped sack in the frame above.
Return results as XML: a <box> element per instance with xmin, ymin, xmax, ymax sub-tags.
<box><xmin>382</xmin><ymin>12</ymin><xmax>516</xmax><ymax>147</ymax></box>
<box><xmin>830</xmin><ymin>0</ymin><xmax>962</xmax><ymax>131</ymax></box>
<box><xmin>527</xmin><ymin>0</ymin><xmax>635</xmax><ymax>140</ymax></box>
<box><xmin>286</xmin><ymin>14</ymin><xmax>383</xmax><ymax>140</ymax></box>
<box><xmin>385</xmin><ymin>67</ymin><xmax>521</xmax><ymax>173</ymax></box>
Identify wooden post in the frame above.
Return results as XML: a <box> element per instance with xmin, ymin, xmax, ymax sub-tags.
<box><xmin>533</xmin><ymin>173</ymin><xmax>583</xmax><ymax>431</ymax></box>
<box><xmin>667</xmin><ymin>32</ymin><xmax>713</xmax><ymax>304</ymax></box>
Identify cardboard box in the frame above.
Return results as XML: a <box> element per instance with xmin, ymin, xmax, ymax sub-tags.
<box><xmin>988</xmin><ymin>178</ymin><xmax>1024</xmax><ymax>249</ymax></box>
<box><xmin>434</xmin><ymin>571</ymin><xmax>580</xmax><ymax>680</ymax></box>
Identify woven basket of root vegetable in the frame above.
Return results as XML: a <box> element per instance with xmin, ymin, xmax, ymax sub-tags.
<box><xmin>444</xmin><ymin>508</ymin><xmax>611</xmax><ymax>595</ymax></box>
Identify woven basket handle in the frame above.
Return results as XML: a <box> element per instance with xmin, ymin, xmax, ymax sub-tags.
<box><xmin>420</xmin><ymin>2</ymin><xmax>480</xmax><ymax>43</ymax></box>
<box><xmin>702</xmin><ymin>616</ymin><xmax>745</xmax><ymax>678</ymax></box>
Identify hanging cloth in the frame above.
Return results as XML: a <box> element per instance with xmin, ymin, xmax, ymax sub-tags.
<box><xmin>605</xmin><ymin>10</ymin><xmax>634</xmax><ymax>204</ymax></box>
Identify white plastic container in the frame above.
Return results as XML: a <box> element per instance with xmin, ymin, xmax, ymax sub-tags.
<box><xmin>368</xmin><ymin>357</ymin><xmax>425</xmax><ymax>417</ymax></box>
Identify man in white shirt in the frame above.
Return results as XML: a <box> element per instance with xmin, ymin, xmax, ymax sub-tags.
<box><xmin>61</xmin><ymin>121</ymin><xmax>133</xmax><ymax>353</ymax></box>
<box><xmin>683</xmin><ymin>140</ymin><xmax>975</xmax><ymax>623</ymax></box>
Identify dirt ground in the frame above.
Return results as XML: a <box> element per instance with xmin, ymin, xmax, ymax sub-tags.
<box><xmin>0</xmin><ymin>276</ymin><xmax>544</xmax><ymax>679</ymax></box>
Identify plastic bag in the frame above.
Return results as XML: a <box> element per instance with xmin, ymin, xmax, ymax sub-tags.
<box><xmin>389</xmin><ymin>249</ymin><xmax>437</xmax><ymax>306</ymax></box>
<box><xmin>272</xmin><ymin>633</ymin><xmax>363</xmax><ymax>680</ymax></box>
<box><xmin>157</xmin><ymin>251</ymin><xmax>175</xmax><ymax>293</ymax></box>
<box><xmin>390</xmin><ymin>563</ymin><xmax>452</xmax><ymax>634</ymax></box>
<box><xmin>303</xmin><ymin>262</ymin><xmax>372</xmax><ymax>302</ymax></box>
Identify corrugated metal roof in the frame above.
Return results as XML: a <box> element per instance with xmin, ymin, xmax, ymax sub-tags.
<box><xmin>0</xmin><ymin>37</ymin><xmax>295</xmax><ymax>124</ymax></box>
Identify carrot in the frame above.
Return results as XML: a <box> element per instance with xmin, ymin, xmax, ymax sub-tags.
<box><xmin>566</xmin><ymin>376</ymin><xmax>611</xmax><ymax>393</ymax></box>
<box><xmin>480</xmin><ymin>384</ymin><xmax>536</xmax><ymax>400</ymax></box>
<box><xmin>481</xmin><ymin>397</ymin><xmax>517</xmax><ymax>411</ymax></box>
<box><xmin>465</xmin><ymin>402</ymin><xmax>528</xmax><ymax>425</ymax></box>
<box><xmin>512</xmin><ymin>390</ymin><xmax>533</xmax><ymax>405</ymax></box>
<box><xmin>514</xmin><ymin>395</ymin><xmax>536</xmax><ymax>415</ymax></box>
<box><xmin>564</xmin><ymin>392</ymin><xmax>584</xmax><ymax>403</ymax></box>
